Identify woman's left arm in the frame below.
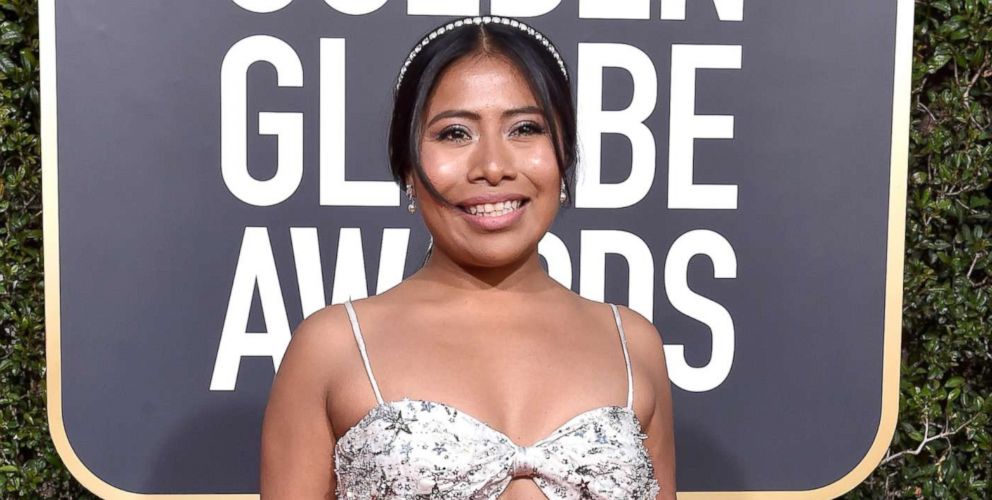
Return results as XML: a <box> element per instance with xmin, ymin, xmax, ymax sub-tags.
<box><xmin>618</xmin><ymin>305</ymin><xmax>678</xmax><ymax>500</ymax></box>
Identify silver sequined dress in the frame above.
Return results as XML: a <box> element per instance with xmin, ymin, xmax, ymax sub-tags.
<box><xmin>334</xmin><ymin>299</ymin><xmax>661</xmax><ymax>499</ymax></box>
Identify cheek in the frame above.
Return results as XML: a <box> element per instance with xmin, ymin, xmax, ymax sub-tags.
<box><xmin>521</xmin><ymin>146</ymin><xmax>561</xmax><ymax>191</ymax></box>
<box><xmin>418</xmin><ymin>143</ymin><xmax>466</xmax><ymax>189</ymax></box>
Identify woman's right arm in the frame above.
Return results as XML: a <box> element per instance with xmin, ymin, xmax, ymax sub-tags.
<box><xmin>260</xmin><ymin>305</ymin><xmax>347</xmax><ymax>499</ymax></box>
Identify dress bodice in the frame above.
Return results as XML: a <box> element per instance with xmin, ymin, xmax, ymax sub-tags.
<box><xmin>333</xmin><ymin>299</ymin><xmax>661</xmax><ymax>499</ymax></box>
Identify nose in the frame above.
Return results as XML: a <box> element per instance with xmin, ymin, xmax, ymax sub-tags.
<box><xmin>469</xmin><ymin>134</ymin><xmax>517</xmax><ymax>185</ymax></box>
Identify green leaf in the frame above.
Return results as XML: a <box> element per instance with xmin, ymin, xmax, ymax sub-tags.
<box><xmin>0</xmin><ymin>53</ymin><xmax>14</xmax><ymax>74</ymax></box>
<box><xmin>946</xmin><ymin>376</ymin><xmax>966</xmax><ymax>388</ymax></box>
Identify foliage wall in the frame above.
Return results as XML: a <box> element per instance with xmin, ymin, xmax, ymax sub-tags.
<box><xmin>845</xmin><ymin>0</ymin><xmax>991</xmax><ymax>497</ymax></box>
<box><xmin>0</xmin><ymin>0</ymin><xmax>988</xmax><ymax>498</ymax></box>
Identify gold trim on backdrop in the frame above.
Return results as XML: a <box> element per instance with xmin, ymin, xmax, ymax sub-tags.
<box><xmin>41</xmin><ymin>0</ymin><xmax>911</xmax><ymax>497</ymax></box>
<box><xmin>40</xmin><ymin>0</ymin><xmax>255</xmax><ymax>497</ymax></box>
<box><xmin>677</xmin><ymin>0</ymin><xmax>912</xmax><ymax>497</ymax></box>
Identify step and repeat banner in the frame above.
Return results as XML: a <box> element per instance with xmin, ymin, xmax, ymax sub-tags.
<box><xmin>42</xmin><ymin>0</ymin><xmax>911</xmax><ymax>498</ymax></box>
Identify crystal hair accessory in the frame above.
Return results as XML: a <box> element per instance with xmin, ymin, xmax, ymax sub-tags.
<box><xmin>396</xmin><ymin>16</ymin><xmax>568</xmax><ymax>91</ymax></box>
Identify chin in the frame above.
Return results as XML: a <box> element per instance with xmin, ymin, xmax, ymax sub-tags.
<box><xmin>461</xmin><ymin>243</ymin><xmax>534</xmax><ymax>268</ymax></box>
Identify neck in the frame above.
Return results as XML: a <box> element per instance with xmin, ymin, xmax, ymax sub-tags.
<box><xmin>411</xmin><ymin>243</ymin><xmax>556</xmax><ymax>298</ymax></box>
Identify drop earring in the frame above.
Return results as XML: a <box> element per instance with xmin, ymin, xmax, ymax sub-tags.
<box><xmin>406</xmin><ymin>184</ymin><xmax>417</xmax><ymax>214</ymax></box>
<box><xmin>559</xmin><ymin>179</ymin><xmax>567</xmax><ymax>206</ymax></box>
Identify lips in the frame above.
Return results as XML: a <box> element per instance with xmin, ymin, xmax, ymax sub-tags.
<box><xmin>456</xmin><ymin>193</ymin><xmax>530</xmax><ymax>214</ymax></box>
<box><xmin>457</xmin><ymin>192</ymin><xmax>528</xmax><ymax>205</ymax></box>
<box><xmin>461</xmin><ymin>199</ymin><xmax>526</xmax><ymax>216</ymax></box>
<box><xmin>455</xmin><ymin>197</ymin><xmax>530</xmax><ymax>231</ymax></box>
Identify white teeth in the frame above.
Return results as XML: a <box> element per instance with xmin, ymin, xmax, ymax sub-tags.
<box><xmin>465</xmin><ymin>199</ymin><xmax>523</xmax><ymax>217</ymax></box>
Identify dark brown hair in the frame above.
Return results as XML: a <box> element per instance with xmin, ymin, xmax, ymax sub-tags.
<box><xmin>388</xmin><ymin>20</ymin><xmax>578</xmax><ymax>209</ymax></box>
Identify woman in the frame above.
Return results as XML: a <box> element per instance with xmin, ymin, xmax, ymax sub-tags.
<box><xmin>260</xmin><ymin>16</ymin><xmax>676</xmax><ymax>499</ymax></box>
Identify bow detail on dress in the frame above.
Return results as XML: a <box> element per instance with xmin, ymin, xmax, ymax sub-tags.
<box><xmin>336</xmin><ymin>399</ymin><xmax>660</xmax><ymax>500</ymax></box>
<box><xmin>510</xmin><ymin>445</ymin><xmax>543</xmax><ymax>478</ymax></box>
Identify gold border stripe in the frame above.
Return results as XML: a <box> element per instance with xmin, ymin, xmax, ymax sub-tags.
<box><xmin>678</xmin><ymin>0</ymin><xmax>912</xmax><ymax>496</ymax></box>
<box><xmin>41</xmin><ymin>0</ymin><xmax>255</xmax><ymax>497</ymax></box>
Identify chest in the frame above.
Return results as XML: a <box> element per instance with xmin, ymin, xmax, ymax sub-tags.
<box><xmin>333</xmin><ymin>400</ymin><xmax>660</xmax><ymax>499</ymax></box>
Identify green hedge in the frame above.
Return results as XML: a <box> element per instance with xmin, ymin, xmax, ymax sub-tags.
<box><xmin>0</xmin><ymin>1</ymin><xmax>988</xmax><ymax>498</ymax></box>
<box><xmin>844</xmin><ymin>1</ymin><xmax>992</xmax><ymax>497</ymax></box>
<box><xmin>0</xmin><ymin>0</ymin><xmax>75</xmax><ymax>497</ymax></box>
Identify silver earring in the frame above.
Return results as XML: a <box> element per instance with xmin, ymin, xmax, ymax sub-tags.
<box><xmin>406</xmin><ymin>184</ymin><xmax>416</xmax><ymax>214</ymax></box>
<box><xmin>559</xmin><ymin>180</ymin><xmax>567</xmax><ymax>206</ymax></box>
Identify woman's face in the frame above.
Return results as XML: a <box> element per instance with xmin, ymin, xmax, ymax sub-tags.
<box><xmin>412</xmin><ymin>53</ymin><xmax>561</xmax><ymax>268</ymax></box>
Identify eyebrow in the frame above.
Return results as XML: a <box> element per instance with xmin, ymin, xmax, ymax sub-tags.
<box><xmin>426</xmin><ymin>106</ymin><xmax>544</xmax><ymax>127</ymax></box>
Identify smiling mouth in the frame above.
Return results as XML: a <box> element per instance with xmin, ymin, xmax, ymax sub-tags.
<box><xmin>458</xmin><ymin>199</ymin><xmax>530</xmax><ymax>217</ymax></box>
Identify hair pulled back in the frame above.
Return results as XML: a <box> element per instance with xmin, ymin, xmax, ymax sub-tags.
<box><xmin>387</xmin><ymin>19</ymin><xmax>578</xmax><ymax>208</ymax></box>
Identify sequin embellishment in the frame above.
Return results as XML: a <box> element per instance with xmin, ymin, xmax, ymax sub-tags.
<box><xmin>334</xmin><ymin>399</ymin><xmax>660</xmax><ymax>499</ymax></box>
<box><xmin>335</xmin><ymin>300</ymin><xmax>661</xmax><ymax>499</ymax></box>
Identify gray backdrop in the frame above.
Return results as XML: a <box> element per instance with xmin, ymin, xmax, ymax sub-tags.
<box><xmin>51</xmin><ymin>0</ymin><xmax>900</xmax><ymax>494</ymax></box>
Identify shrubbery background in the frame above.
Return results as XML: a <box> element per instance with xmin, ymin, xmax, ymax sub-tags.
<box><xmin>1</xmin><ymin>0</ymin><xmax>989</xmax><ymax>497</ymax></box>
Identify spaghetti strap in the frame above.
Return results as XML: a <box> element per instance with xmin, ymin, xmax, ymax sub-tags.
<box><xmin>344</xmin><ymin>298</ymin><xmax>384</xmax><ymax>405</ymax></box>
<box><xmin>608</xmin><ymin>303</ymin><xmax>634</xmax><ymax>409</ymax></box>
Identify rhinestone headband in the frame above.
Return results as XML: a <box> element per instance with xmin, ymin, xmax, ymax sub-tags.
<box><xmin>396</xmin><ymin>15</ymin><xmax>568</xmax><ymax>91</ymax></box>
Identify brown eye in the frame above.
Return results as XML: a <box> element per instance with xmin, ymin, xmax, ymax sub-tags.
<box><xmin>511</xmin><ymin>122</ymin><xmax>546</xmax><ymax>137</ymax></box>
<box><xmin>436</xmin><ymin>126</ymin><xmax>471</xmax><ymax>142</ymax></box>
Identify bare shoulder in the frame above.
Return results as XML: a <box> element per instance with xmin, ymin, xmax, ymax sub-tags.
<box><xmin>609</xmin><ymin>304</ymin><xmax>670</xmax><ymax>405</ymax></box>
<box><xmin>278</xmin><ymin>303</ymin><xmax>357</xmax><ymax>388</ymax></box>
<box><xmin>612</xmin><ymin>304</ymin><xmax>665</xmax><ymax>354</ymax></box>
<box><xmin>569</xmin><ymin>294</ymin><xmax>666</xmax><ymax>356</ymax></box>
<box><xmin>612</xmin><ymin>304</ymin><xmax>667</xmax><ymax>370</ymax></box>
<box><xmin>610</xmin><ymin>304</ymin><xmax>677</xmax><ymax>496</ymax></box>
<box><xmin>565</xmin><ymin>295</ymin><xmax>667</xmax><ymax>377</ymax></box>
<box><xmin>263</xmin><ymin>302</ymin><xmax>361</xmax><ymax>435</ymax></box>
<box><xmin>259</xmin><ymin>303</ymin><xmax>356</xmax><ymax>498</ymax></box>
